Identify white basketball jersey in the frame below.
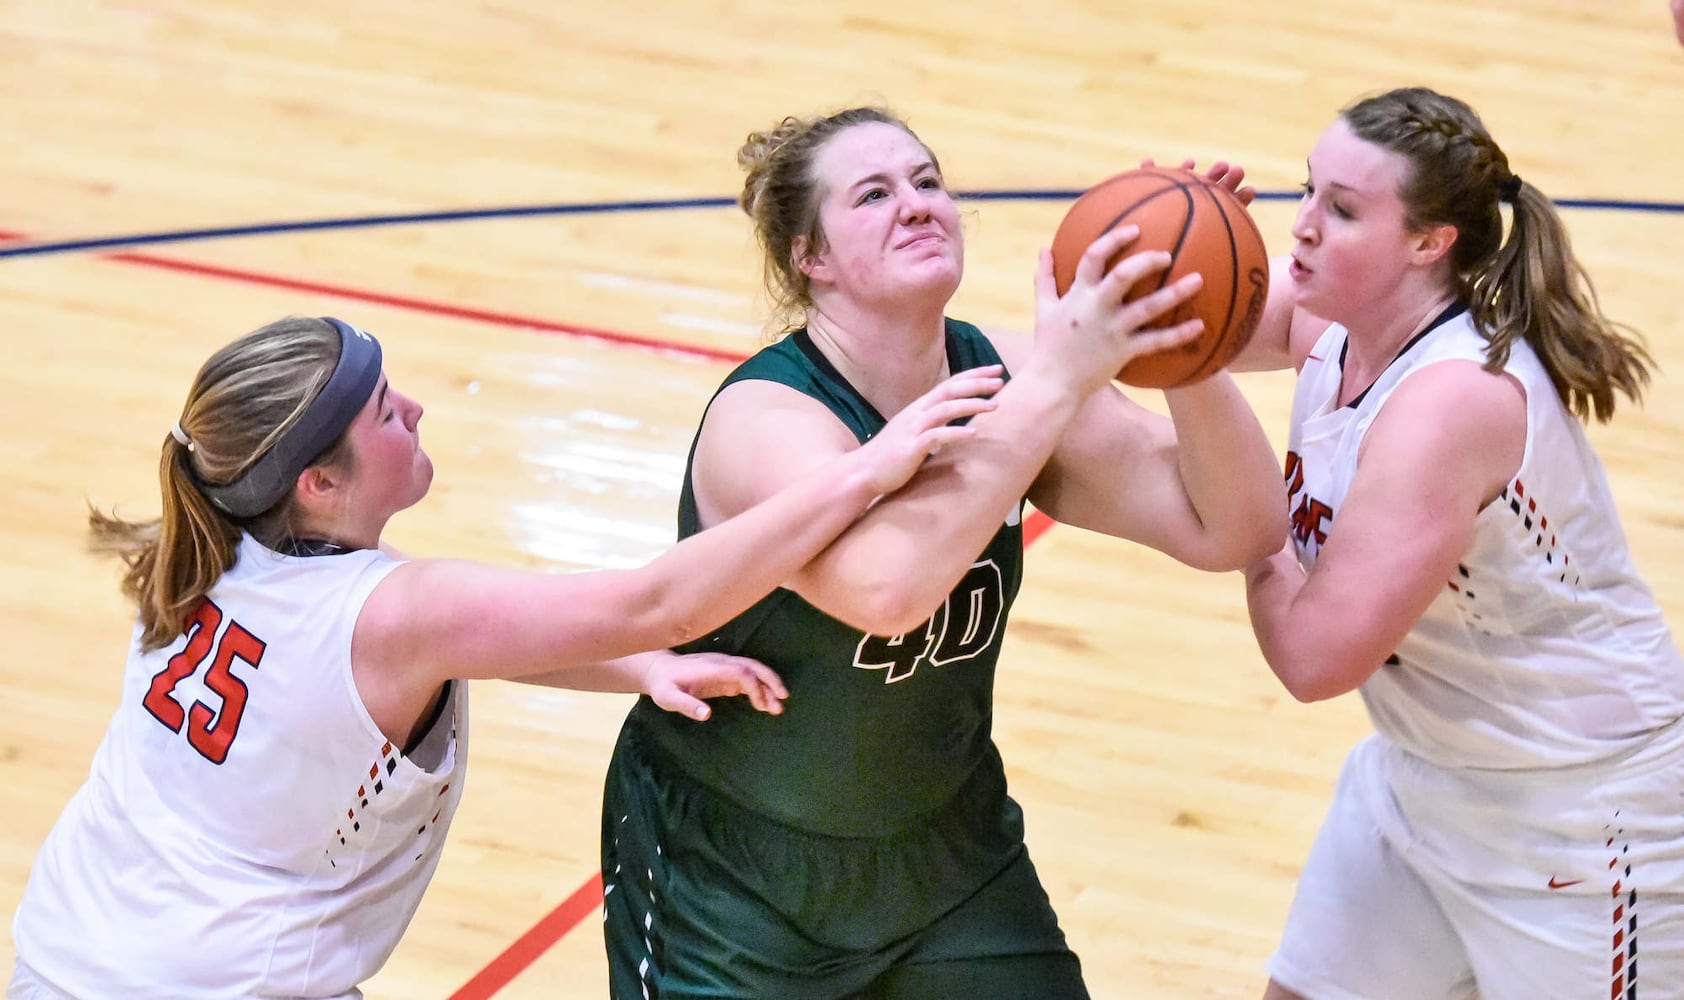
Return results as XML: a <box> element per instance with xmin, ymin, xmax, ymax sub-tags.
<box><xmin>13</xmin><ymin>534</ymin><xmax>468</xmax><ymax>998</ymax></box>
<box><xmin>1286</xmin><ymin>311</ymin><xmax>1684</xmax><ymax>772</ymax></box>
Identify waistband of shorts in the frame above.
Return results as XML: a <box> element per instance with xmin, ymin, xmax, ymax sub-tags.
<box><xmin>617</xmin><ymin>714</ymin><xmax>1019</xmax><ymax>847</ymax></box>
<box><xmin>1386</xmin><ymin>710</ymin><xmax>1684</xmax><ymax>790</ymax></box>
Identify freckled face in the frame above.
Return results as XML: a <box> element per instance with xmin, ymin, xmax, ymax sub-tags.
<box><xmin>802</xmin><ymin>122</ymin><xmax>964</xmax><ymax>308</ymax></box>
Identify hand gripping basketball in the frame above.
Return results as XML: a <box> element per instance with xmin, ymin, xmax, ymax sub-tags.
<box><xmin>1051</xmin><ymin>166</ymin><xmax>1270</xmax><ymax>388</ymax></box>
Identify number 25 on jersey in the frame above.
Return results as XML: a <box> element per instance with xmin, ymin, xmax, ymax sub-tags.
<box><xmin>141</xmin><ymin>598</ymin><xmax>266</xmax><ymax>765</ymax></box>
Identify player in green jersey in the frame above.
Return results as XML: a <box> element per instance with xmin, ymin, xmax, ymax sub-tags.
<box><xmin>602</xmin><ymin>106</ymin><xmax>1286</xmax><ymax>999</ymax></box>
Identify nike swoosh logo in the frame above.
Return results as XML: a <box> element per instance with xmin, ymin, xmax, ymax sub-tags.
<box><xmin>1547</xmin><ymin>876</ymin><xmax>1584</xmax><ymax>890</ymax></box>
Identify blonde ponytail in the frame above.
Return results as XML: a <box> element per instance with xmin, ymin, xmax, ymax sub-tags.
<box><xmin>92</xmin><ymin>316</ymin><xmax>350</xmax><ymax>650</ymax></box>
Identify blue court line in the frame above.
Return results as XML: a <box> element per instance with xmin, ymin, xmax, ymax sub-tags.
<box><xmin>1</xmin><ymin>190</ymin><xmax>1679</xmax><ymax>260</ymax></box>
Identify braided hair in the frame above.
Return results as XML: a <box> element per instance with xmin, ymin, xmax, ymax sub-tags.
<box><xmin>1343</xmin><ymin>87</ymin><xmax>1651</xmax><ymax>422</ymax></box>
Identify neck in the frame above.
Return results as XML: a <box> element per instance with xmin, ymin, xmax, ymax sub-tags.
<box><xmin>805</xmin><ymin>298</ymin><xmax>950</xmax><ymax>416</ymax></box>
<box><xmin>1339</xmin><ymin>283</ymin><xmax>1458</xmax><ymax>392</ymax></box>
<box><xmin>290</xmin><ymin>509</ymin><xmax>383</xmax><ymax>554</ymax></box>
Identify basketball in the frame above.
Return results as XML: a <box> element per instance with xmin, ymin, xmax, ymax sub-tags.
<box><xmin>1051</xmin><ymin>166</ymin><xmax>1270</xmax><ymax>388</ymax></box>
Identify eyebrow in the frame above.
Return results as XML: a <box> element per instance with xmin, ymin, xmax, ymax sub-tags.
<box><xmin>1306</xmin><ymin>164</ymin><xmax>1363</xmax><ymax>196</ymax></box>
<box><xmin>847</xmin><ymin>161</ymin><xmax>938</xmax><ymax>192</ymax></box>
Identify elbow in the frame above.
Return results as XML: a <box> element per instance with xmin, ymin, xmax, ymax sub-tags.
<box><xmin>1220</xmin><ymin>489</ymin><xmax>1292</xmax><ymax>571</ymax></box>
<box><xmin>1270</xmin><ymin>652</ymin><xmax>1372</xmax><ymax>704</ymax></box>
<box><xmin>1206</xmin><ymin>473</ymin><xmax>1292</xmax><ymax>572</ymax></box>
<box><xmin>660</xmin><ymin>616</ymin><xmax>711</xmax><ymax>650</ymax></box>
<box><xmin>1177</xmin><ymin>486</ymin><xmax>1290</xmax><ymax>573</ymax></box>
<box><xmin>1232</xmin><ymin>517</ymin><xmax>1291</xmax><ymax>572</ymax></box>
<box><xmin>627</xmin><ymin>577</ymin><xmax>721</xmax><ymax>651</ymax></box>
<box><xmin>1280</xmin><ymin>674</ymin><xmax>1348</xmax><ymax>704</ymax></box>
<box><xmin>796</xmin><ymin>553</ymin><xmax>959</xmax><ymax>637</ymax></box>
<box><xmin>628</xmin><ymin>607</ymin><xmax>706</xmax><ymax>653</ymax></box>
<box><xmin>837</xmin><ymin>581</ymin><xmax>946</xmax><ymax>638</ymax></box>
<box><xmin>1181</xmin><ymin>519</ymin><xmax>1288</xmax><ymax>573</ymax></box>
<box><xmin>870</xmin><ymin>608</ymin><xmax>942</xmax><ymax>639</ymax></box>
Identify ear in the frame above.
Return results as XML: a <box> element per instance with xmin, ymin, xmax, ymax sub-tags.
<box><xmin>793</xmin><ymin>235</ymin><xmax>830</xmax><ymax>284</ymax></box>
<box><xmin>294</xmin><ymin>465</ymin><xmax>341</xmax><ymax>507</ymax></box>
<box><xmin>1410</xmin><ymin>223</ymin><xmax>1458</xmax><ymax>267</ymax></box>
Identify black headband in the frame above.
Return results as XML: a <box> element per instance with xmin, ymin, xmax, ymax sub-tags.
<box><xmin>199</xmin><ymin>317</ymin><xmax>383</xmax><ymax>518</ymax></box>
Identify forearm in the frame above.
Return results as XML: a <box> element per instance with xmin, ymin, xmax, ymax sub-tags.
<box><xmin>1244</xmin><ymin>543</ymin><xmax>1392</xmax><ymax>703</ymax></box>
<box><xmin>1165</xmin><ymin>374</ymin><xmax>1287</xmax><ymax>568</ymax></box>
<box><xmin>644</xmin><ymin>447</ymin><xmax>884</xmax><ymax>643</ymax></box>
<box><xmin>430</xmin><ymin>454</ymin><xmax>889</xmax><ymax>681</ymax></box>
<box><xmin>802</xmin><ymin>371</ymin><xmax>1082</xmax><ymax>634</ymax></box>
<box><xmin>507</xmin><ymin>651</ymin><xmax>653</xmax><ymax>692</ymax></box>
<box><xmin>1242</xmin><ymin>543</ymin><xmax>1329</xmax><ymax>701</ymax></box>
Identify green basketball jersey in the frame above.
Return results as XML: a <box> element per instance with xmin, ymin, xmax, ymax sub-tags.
<box><xmin>629</xmin><ymin>319</ymin><xmax>1025</xmax><ymax>837</ymax></box>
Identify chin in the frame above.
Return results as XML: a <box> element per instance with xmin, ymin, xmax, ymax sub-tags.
<box><xmin>410</xmin><ymin>458</ymin><xmax>436</xmax><ymax>505</ymax></box>
<box><xmin>908</xmin><ymin>262</ymin><xmax>962</xmax><ymax>302</ymax></box>
<box><xmin>1291</xmin><ymin>285</ymin><xmax>1334</xmax><ymax>321</ymax></box>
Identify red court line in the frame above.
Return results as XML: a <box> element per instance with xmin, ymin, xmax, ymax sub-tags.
<box><xmin>447</xmin><ymin>872</ymin><xmax>606</xmax><ymax>1000</ymax></box>
<box><xmin>1022</xmin><ymin>507</ymin><xmax>1055</xmax><ymax>546</ymax></box>
<box><xmin>106</xmin><ymin>250</ymin><xmax>751</xmax><ymax>364</ymax></box>
<box><xmin>450</xmin><ymin>510</ymin><xmax>1058</xmax><ymax>999</ymax></box>
<box><xmin>0</xmin><ymin>224</ymin><xmax>745</xmax><ymax>365</ymax></box>
<box><xmin>5</xmin><ymin>220</ymin><xmax>1062</xmax><ymax>996</ymax></box>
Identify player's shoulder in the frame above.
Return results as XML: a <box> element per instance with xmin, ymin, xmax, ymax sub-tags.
<box><xmin>1386</xmin><ymin>354</ymin><xmax>1521</xmax><ymax>421</ymax></box>
<box><xmin>970</xmin><ymin>322</ymin><xmax>1028</xmax><ymax>370</ymax></box>
<box><xmin>1368</xmin><ymin>359</ymin><xmax>1525</xmax><ymax>482</ymax></box>
<box><xmin>705</xmin><ymin>378</ymin><xmax>856</xmax><ymax>457</ymax></box>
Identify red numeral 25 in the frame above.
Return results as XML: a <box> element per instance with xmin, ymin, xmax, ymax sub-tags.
<box><xmin>142</xmin><ymin>599</ymin><xmax>266</xmax><ymax>765</ymax></box>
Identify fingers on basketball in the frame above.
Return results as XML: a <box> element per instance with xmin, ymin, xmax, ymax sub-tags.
<box><xmin>1050</xmin><ymin>166</ymin><xmax>1271</xmax><ymax>388</ymax></box>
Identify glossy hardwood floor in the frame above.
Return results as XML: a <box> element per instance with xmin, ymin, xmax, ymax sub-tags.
<box><xmin>1</xmin><ymin>2</ymin><xmax>1680</xmax><ymax>996</ymax></box>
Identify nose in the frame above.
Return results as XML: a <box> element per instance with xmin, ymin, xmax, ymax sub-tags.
<box><xmin>1290</xmin><ymin>197</ymin><xmax>1318</xmax><ymax>246</ymax></box>
<box><xmin>396</xmin><ymin>389</ymin><xmax>423</xmax><ymax>429</ymax></box>
<box><xmin>898</xmin><ymin>182</ymin><xmax>933</xmax><ymax>222</ymax></box>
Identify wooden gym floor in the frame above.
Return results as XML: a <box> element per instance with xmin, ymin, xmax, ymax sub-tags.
<box><xmin>1</xmin><ymin>2</ymin><xmax>1680</xmax><ymax>996</ymax></box>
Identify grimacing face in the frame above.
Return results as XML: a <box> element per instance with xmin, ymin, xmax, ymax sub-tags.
<box><xmin>799</xmin><ymin>122</ymin><xmax>964</xmax><ymax>309</ymax></box>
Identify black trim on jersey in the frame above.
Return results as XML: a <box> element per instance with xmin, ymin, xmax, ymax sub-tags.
<box><xmin>1340</xmin><ymin>300</ymin><xmax>1469</xmax><ymax>410</ymax></box>
<box><xmin>405</xmin><ymin>679</ymin><xmax>453</xmax><ymax>757</ymax></box>
<box><xmin>278</xmin><ymin>537</ymin><xmax>355</xmax><ymax>557</ymax></box>
<box><xmin>792</xmin><ymin>326</ymin><xmax>972</xmax><ymax>431</ymax></box>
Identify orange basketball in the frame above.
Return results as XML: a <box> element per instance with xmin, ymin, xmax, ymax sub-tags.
<box><xmin>1050</xmin><ymin>166</ymin><xmax>1270</xmax><ymax>388</ymax></box>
